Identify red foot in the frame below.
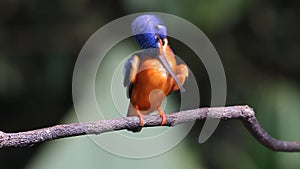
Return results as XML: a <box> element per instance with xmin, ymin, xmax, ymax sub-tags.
<box><xmin>157</xmin><ymin>107</ymin><xmax>166</xmax><ymax>126</ymax></box>
<box><xmin>135</xmin><ymin>105</ymin><xmax>144</xmax><ymax>126</ymax></box>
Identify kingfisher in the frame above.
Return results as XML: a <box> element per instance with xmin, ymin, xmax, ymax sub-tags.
<box><xmin>123</xmin><ymin>14</ymin><xmax>189</xmax><ymax>132</ymax></box>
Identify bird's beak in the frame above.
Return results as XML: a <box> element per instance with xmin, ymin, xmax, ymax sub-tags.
<box><xmin>158</xmin><ymin>38</ymin><xmax>185</xmax><ymax>92</ymax></box>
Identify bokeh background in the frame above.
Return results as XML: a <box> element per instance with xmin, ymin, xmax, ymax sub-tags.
<box><xmin>0</xmin><ymin>0</ymin><xmax>300</xmax><ymax>169</ymax></box>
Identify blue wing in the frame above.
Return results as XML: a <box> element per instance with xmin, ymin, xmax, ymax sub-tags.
<box><xmin>123</xmin><ymin>54</ymin><xmax>141</xmax><ymax>98</ymax></box>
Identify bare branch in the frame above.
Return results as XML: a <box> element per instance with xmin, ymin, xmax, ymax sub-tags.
<box><xmin>0</xmin><ymin>105</ymin><xmax>299</xmax><ymax>152</ymax></box>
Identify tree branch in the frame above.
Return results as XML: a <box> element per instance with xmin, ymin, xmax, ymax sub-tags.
<box><xmin>0</xmin><ymin>105</ymin><xmax>299</xmax><ymax>152</ymax></box>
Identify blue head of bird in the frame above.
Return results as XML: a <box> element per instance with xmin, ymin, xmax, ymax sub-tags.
<box><xmin>131</xmin><ymin>14</ymin><xmax>186</xmax><ymax>92</ymax></box>
<box><xmin>131</xmin><ymin>14</ymin><xmax>167</xmax><ymax>49</ymax></box>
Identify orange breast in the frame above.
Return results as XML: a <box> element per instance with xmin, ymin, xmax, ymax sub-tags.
<box><xmin>130</xmin><ymin>47</ymin><xmax>177</xmax><ymax>113</ymax></box>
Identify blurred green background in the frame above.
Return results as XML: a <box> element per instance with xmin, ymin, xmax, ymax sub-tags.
<box><xmin>0</xmin><ymin>0</ymin><xmax>300</xmax><ymax>169</ymax></box>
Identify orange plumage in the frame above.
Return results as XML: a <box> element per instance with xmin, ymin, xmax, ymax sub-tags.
<box><xmin>123</xmin><ymin>15</ymin><xmax>188</xmax><ymax>132</ymax></box>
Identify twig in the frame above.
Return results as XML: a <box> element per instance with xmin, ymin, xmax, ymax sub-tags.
<box><xmin>0</xmin><ymin>105</ymin><xmax>299</xmax><ymax>152</ymax></box>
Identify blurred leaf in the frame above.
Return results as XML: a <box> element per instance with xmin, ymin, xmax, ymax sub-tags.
<box><xmin>250</xmin><ymin>79</ymin><xmax>300</xmax><ymax>169</ymax></box>
<box><xmin>122</xmin><ymin>0</ymin><xmax>255</xmax><ymax>33</ymax></box>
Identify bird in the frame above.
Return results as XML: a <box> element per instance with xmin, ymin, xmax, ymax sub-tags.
<box><xmin>123</xmin><ymin>14</ymin><xmax>189</xmax><ymax>132</ymax></box>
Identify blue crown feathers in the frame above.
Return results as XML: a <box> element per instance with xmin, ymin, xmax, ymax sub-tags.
<box><xmin>131</xmin><ymin>15</ymin><xmax>167</xmax><ymax>49</ymax></box>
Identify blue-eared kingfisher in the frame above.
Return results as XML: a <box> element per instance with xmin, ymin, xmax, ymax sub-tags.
<box><xmin>123</xmin><ymin>14</ymin><xmax>189</xmax><ymax>132</ymax></box>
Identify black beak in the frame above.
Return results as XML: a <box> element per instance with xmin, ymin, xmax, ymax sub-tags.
<box><xmin>158</xmin><ymin>38</ymin><xmax>185</xmax><ymax>92</ymax></box>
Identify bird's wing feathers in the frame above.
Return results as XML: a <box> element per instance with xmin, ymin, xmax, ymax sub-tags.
<box><xmin>123</xmin><ymin>54</ymin><xmax>141</xmax><ymax>98</ymax></box>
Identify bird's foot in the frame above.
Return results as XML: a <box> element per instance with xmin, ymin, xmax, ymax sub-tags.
<box><xmin>135</xmin><ymin>105</ymin><xmax>145</xmax><ymax>126</ymax></box>
<box><xmin>157</xmin><ymin>106</ymin><xmax>166</xmax><ymax>126</ymax></box>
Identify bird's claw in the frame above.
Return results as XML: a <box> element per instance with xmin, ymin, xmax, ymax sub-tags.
<box><xmin>135</xmin><ymin>105</ymin><xmax>145</xmax><ymax>126</ymax></box>
<box><xmin>158</xmin><ymin>107</ymin><xmax>166</xmax><ymax>126</ymax></box>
